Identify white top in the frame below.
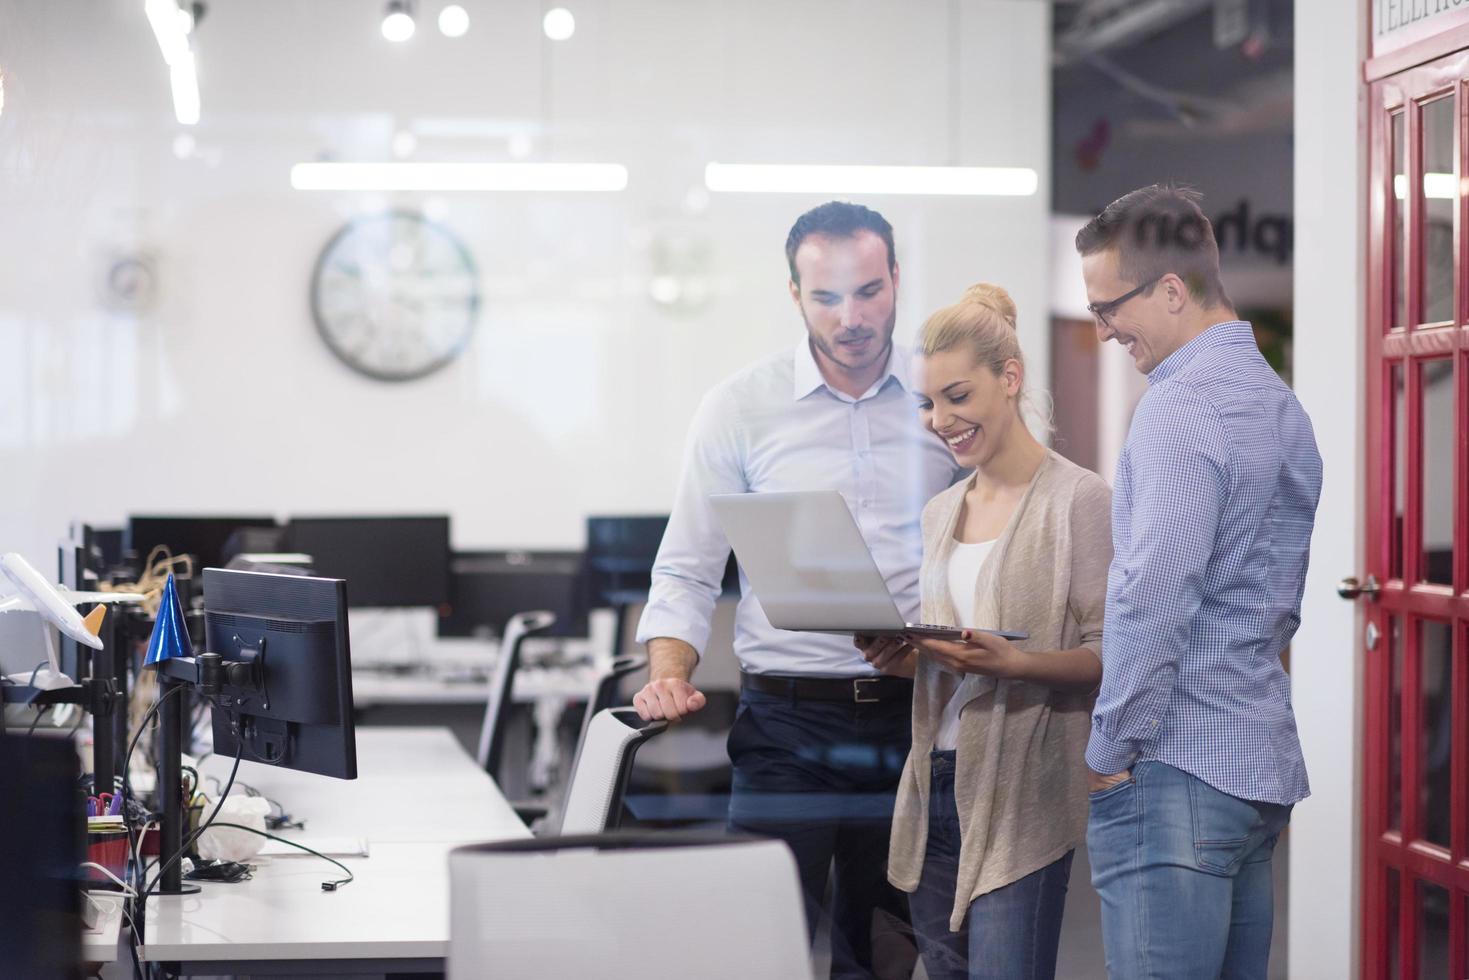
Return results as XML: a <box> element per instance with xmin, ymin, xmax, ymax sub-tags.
<box><xmin>636</xmin><ymin>338</ymin><xmax>962</xmax><ymax>676</ymax></box>
<box><xmin>935</xmin><ymin>537</ymin><xmax>995</xmax><ymax>750</ymax></box>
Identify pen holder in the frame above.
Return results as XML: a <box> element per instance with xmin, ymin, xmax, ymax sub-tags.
<box><xmin>86</xmin><ymin>827</ymin><xmax>129</xmax><ymax>885</ymax></box>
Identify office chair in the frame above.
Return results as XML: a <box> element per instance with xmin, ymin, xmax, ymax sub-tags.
<box><xmin>562</xmin><ymin>650</ymin><xmax>646</xmax><ymax>769</ymax></box>
<box><xmin>621</xmin><ymin>597</ymin><xmax>739</xmax><ymax>826</ymax></box>
<box><xmin>557</xmin><ymin>707</ymin><xmax>667</xmax><ymax>834</ymax></box>
<box><xmin>475</xmin><ymin>610</ymin><xmax>557</xmax><ymax>780</ymax></box>
<box><xmin>448</xmin><ymin>832</ymin><xmax>811</xmax><ymax>980</ymax></box>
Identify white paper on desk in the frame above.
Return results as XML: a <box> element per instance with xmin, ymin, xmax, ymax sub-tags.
<box><xmin>257</xmin><ymin>837</ymin><xmax>369</xmax><ymax>858</ymax></box>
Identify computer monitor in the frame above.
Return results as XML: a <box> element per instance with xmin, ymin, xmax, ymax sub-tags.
<box><xmin>438</xmin><ymin>550</ymin><xmax>589</xmax><ymax>639</ymax></box>
<box><xmin>584</xmin><ymin>515</ymin><xmax>738</xmax><ymax>606</ymax></box>
<box><xmin>128</xmin><ymin>515</ymin><xmax>278</xmax><ymax>570</ymax></box>
<box><xmin>92</xmin><ymin>528</ymin><xmax>124</xmax><ymax>572</ymax></box>
<box><xmin>584</xmin><ymin>515</ymin><xmax>670</xmax><ymax>605</ymax></box>
<box><xmin>286</xmin><ymin>516</ymin><xmax>450</xmax><ymax>608</ymax></box>
<box><xmin>201</xmin><ymin>567</ymin><xmax>357</xmax><ymax>779</ymax></box>
<box><xmin>0</xmin><ymin>733</ymin><xmax>82</xmax><ymax>980</ymax></box>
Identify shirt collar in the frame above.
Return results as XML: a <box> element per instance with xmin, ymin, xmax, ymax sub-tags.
<box><xmin>792</xmin><ymin>336</ymin><xmax>907</xmax><ymax>402</ymax></box>
<box><xmin>1147</xmin><ymin>320</ymin><xmax>1254</xmax><ymax>386</ymax></box>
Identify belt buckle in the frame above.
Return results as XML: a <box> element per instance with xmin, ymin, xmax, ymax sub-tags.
<box><xmin>853</xmin><ymin>677</ymin><xmax>880</xmax><ymax>704</ymax></box>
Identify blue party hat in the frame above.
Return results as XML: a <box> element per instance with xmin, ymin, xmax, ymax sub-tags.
<box><xmin>143</xmin><ymin>573</ymin><xmax>193</xmax><ymax>666</ymax></box>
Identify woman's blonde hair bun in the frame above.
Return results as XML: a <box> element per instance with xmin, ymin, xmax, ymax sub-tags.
<box><xmin>960</xmin><ymin>283</ymin><xmax>1017</xmax><ymax>329</ymax></box>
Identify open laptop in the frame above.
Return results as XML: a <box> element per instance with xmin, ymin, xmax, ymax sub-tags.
<box><xmin>709</xmin><ymin>490</ymin><xmax>1027</xmax><ymax>642</ymax></box>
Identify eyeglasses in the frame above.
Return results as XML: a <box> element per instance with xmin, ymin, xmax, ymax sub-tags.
<box><xmin>1086</xmin><ymin>276</ymin><xmax>1161</xmax><ymax>329</ymax></box>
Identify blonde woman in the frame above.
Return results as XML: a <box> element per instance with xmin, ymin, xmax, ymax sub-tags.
<box><xmin>856</xmin><ymin>284</ymin><xmax>1112</xmax><ymax>980</ymax></box>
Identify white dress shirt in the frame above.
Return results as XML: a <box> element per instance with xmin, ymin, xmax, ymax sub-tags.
<box><xmin>935</xmin><ymin>537</ymin><xmax>995</xmax><ymax>750</ymax></box>
<box><xmin>636</xmin><ymin>337</ymin><xmax>963</xmax><ymax>677</ymax></box>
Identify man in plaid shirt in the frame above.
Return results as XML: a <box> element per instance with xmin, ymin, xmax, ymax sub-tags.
<box><xmin>1075</xmin><ymin>185</ymin><xmax>1321</xmax><ymax>980</ymax></box>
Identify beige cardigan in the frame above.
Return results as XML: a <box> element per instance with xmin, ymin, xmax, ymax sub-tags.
<box><xmin>887</xmin><ymin>451</ymin><xmax>1113</xmax><ymax>932</ymax></box>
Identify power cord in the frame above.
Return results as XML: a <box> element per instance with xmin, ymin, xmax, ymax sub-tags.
<box><xmin>206</xmin><ymin>822</ymin><xmax>355</xmax><ymax>890</ymax></box>
<box><xmin>140</xmin><ymin>737</ymin><xmax>243</xmax><ymax>902</ymax></box>
<box><xmin>119</xmin><ymin>683</ymin><xmax>187</xmax><ymax>884</ymax></box>
<box><xmin>25</xmin><ymin>703</ymin><xmax>54</xmax><ymax>736</ymax></box>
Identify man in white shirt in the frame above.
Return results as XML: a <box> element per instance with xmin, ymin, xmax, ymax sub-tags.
<box><xmin>633</xmin><ymin>202</ymin><xmax>961</xmax><ymax>979</ymax></box>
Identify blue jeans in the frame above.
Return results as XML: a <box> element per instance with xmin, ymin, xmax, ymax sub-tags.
<box><xmin>1086</xmin><ymin>761</ymin><xmax>1291</xmax><ymax>980</ymax></box>
<box><xmin>908</xmin><ymin>751</ymin><xmax>1073</xmax><ymax>980</ymax></box>
<box><xmin>726</xmin><ymin>686</ymin><xmax>915</xmax><ymax>980</ymax></box>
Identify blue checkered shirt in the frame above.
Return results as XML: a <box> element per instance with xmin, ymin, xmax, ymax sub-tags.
<box><xmin>1086</xmin><ymin>321</ymin><xmax>1321</xmax><ymax>805</ymax></box>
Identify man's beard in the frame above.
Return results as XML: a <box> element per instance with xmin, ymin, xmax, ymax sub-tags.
<box><xmin>805</xmin><ymin>307</ymin><xmax>896</xmax><ymax>373</ymax></box>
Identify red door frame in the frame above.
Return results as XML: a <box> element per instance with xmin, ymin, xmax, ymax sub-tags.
<box><xmin>1364</xmin><ymin>49</ymin><xmax>1469</xmax><ymax>978</ymax></box>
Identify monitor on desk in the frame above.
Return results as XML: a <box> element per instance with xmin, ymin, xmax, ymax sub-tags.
<box><xmin>585</xmin><ymin>515</ymin><xmax>738</xmax><ymax>606</ymax></box>
<box><xmin>287</xmin><ymin>516</ymin><xmax>450</xmax><ymax>608</ymax></box>
<box><xmin>439</xmin><ymin>550</ymin><xmax>589</xmax><ymax>639</ymax></box>
<box><xmin>202</xmin><ymin>567</ymin><xmax>357</xmax><ymax>779</ymax></box>
<box><xmin>128</xmin><ymin>515</ymin><xmax>279</xmax><ymax>571</ymax></box>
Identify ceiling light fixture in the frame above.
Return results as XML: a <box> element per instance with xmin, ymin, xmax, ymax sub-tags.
<box><xmin>382</xmin><ymin>0</ymin><xmax>416</xmax><ymax>42</ymax></box>
<box><xmin>145</xmin><ymin>0</ymin><xmax>200</xmax><ymax>125</ymax></box>
<box><xmin>169</xmin><ymin>51</ymin><xmax>201</xmax><ymax>125</ymax></box>
<box><xmin>543</xmin><ymin>7</ymin><xmax>575</xmax><ymax>41</ymax></box>
<box><xmin>703</xmin><ymin>163</ymin><xmax>1039</xmax><ymax>197</ymax></box>
<box><xmin>438</xmin><ymin>4</ymin><xmax>470</xmax><ymax>37</ymax></box>
<box><xmin>1395</xmin><ymin>173</ymin><xmax>1457</xmax><ymax>200</ymax></box>
<box><xmin>289</xmin><ymin>161</ymin><xmax>628</xmax><ymax>192</ymax></box>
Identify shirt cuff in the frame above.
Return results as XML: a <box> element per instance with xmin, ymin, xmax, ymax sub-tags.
<box><xmin>633</xmin><ymin>602</ymin><xmax>710</xmax><ymax>657</ymax></box>
<box><xmin>1085</xmin><ymin>723</ymin><xmax>1139</xmax><ymax>775</ymax></box>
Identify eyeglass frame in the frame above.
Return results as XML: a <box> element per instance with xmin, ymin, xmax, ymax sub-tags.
<box><xmin>1086</xmin><ymin>275</ymin><xmax>1163</xmax><ymax>329</ymax></box>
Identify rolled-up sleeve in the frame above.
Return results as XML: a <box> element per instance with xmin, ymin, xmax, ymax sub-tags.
<box><xmin>634</xmin><ymin>386</ymin><xmax>748</xmax><ymax>657</ymax></box>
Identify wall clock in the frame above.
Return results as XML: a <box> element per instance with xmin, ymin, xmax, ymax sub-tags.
<box><xmin>310</xmin><ymin>211</ymin><xmax>480</xmax><ymax>381</ymax></box>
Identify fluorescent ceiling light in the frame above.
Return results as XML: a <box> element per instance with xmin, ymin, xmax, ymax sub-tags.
<box><xmin>170</xmin><ymin>52</ymin><xmax>200</xmax><ymax>126</ymax></box>
<box><xmin>146</xmin><ymin>0</ymin><xmax>200</xmax><ymax>125</ymax></box>
<box><xmin>543</xmin><ymin>7</ymin><xmax>576</xmax><ymax>40</ymax></box>
<box><xmin>438</xmin><ymin>4</ymin><xmax>470</xmax><ymax>37</ymax></box>
<box><xmin>146</xmin><ymin>0</ymin><xmax>191</xmax><ymax>66</ymax></box>
<box><xmin>382</xmin><ymin>10</ymin><xmax>415</xmax><ymax>42</ymax></box>
<box><xmin>1395</xmin><ymin>173</ymin><xmax>1456</xmax><ymax>200</ymax></box>
<box><xmin>290</xmin><ymin>162</ymin><xmax>628</xmax><ymax>192</ymax></box>
<box><xmin>704</xmin><ymin>163</ymin><xmax>1038</xmax><ymax>197</ymax></box>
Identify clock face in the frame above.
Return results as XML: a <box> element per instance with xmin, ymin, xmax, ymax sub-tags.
<box><xmin>310</xmin><ymin>212</ymin><xmax>480</xmax><ymax>381</ymax></box>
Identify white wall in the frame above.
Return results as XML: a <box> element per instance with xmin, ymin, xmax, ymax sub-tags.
<box><xmin>0</xmin><ymin>0</ymin><xmax>1052</xmax><ymax>562</ymax></box>
<box><xmin>1289</xmin><ymin>0</ymin><xmax>1364</xmax><ymax>975</ymax></box>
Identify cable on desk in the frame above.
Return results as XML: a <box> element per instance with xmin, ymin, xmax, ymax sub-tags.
<box><xmin>119</xmin><ymin>682</ymin><xmax>187</xmax><ymax>891</ymax></box>
<box><xmin>26</xmin><ymin>703</ymin><xmax>54</xmax><ymax>736</ymax></box>
<box><xmin>140</xmin><ymin>735</ymin><xmax>243</xmax><ymax>902</ymax></box>
<box><xmin>207</xmin><ymin>822</ymin><xmax>356</xmax><ymax>891</ymax></box>
<box><xmin>81</xmin><ymin>863</ymin><xmax>138</xmax><ymax>897</ymax></box>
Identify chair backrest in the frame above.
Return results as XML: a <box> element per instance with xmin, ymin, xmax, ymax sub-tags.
<box><xmin>475</xmin><ymin>610</ymin><xmax>557</xmax><ymax>777</ymax></box>
<box><xmin>564</xmin><ymin>652</ymin><xmax>647</xmax><ymax>778</ymax></box>
<box><xmin>448</xmin><ymin>832</ymin><xmax>811</xmax><ymax>980</ymax></box>
<box><xmin>557</xmin><ymin>707</ymin><xmax>666</xmax><ymax>834</ymax></box>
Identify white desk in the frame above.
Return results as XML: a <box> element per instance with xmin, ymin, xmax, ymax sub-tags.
<box><xmin>349</xmin><ymin>661</ymin><xmax>602</xmax><ymax>708</ymax></box>
<box><xmin>81</xmin><ymin>892</ymin><xmax>125</xmax><ymax>963</ymax></box>
<box><xmin>139</xmin><ymin>727</ymin><xmax>529</xmax><ymax>974</ymax></box>
<box><xmin>351</xmin><ymin>662</ymin><xmax>607</xmax><ymax>792</ymax></box>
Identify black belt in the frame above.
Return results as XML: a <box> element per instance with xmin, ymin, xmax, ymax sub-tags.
<box><xmin>741</xmin><ymin>672</ymin><xmax>912</xmax><ymax>704</ymax></box>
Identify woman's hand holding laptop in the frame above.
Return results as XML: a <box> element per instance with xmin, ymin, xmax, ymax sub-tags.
<box><xmin>900</xmin><ymin>629</ymin><xmax>1023</xmax><ymax>678</ymax></box>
